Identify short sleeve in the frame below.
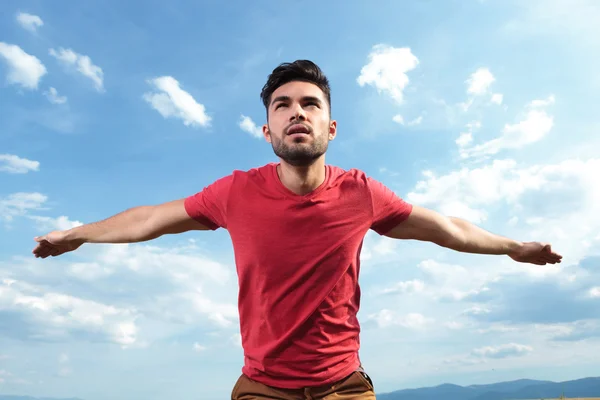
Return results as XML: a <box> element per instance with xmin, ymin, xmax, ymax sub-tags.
<box><xmin>184</xmin><ymin>174</ymin><xmax>233</xmax><ymax>230</ymax></box>
<box><xmin>368</xmin><ymin>177</ymin><xmax>413</xmax><ymax>235</ymax></box>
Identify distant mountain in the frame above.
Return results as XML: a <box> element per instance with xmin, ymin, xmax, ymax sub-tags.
<box><xmin>468</xmin><ymin>378</ymin><xmax>554</xmax><ymax>393</ymax></box>
<box><xmin>378</xmin><ymin>376</ymin><xmax>600</xmax><ymax>400</ymax></box>
<box><xmin>0</xmin><ymin>396</ymin><xmax>83</xmax><ymax>400</ymax></box>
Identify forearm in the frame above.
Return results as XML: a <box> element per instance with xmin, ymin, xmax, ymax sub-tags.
<box><xmin>65</xmin><ymin>206</ymin><xmax>158</xmax><ymax>244</ymax></box>
<box><xmin>442</xmin><ymin>217</ymin><xmax>523</xmax><ymax>255</ymax></box>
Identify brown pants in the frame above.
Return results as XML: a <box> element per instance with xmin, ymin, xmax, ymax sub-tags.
<box><xmin>231</xmin><ymin>370</ymin><xmax>376</xmax><ymax>399</ymax></box>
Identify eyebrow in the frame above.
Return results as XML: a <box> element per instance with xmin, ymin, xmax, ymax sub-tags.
<box><xmin>270</xmin><ymin>95</ymin><xmax>323</xmax><ymax>107</ymax></box>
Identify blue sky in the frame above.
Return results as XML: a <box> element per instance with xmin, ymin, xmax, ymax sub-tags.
<box><xmin>1</xmin><ymin>0</ymin><xmax>600</xmax><ymax>399</ymax></box>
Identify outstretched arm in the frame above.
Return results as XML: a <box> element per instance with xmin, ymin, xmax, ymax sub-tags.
<box><xmin>384</xmin><ymin>205</ymin><xmax>562</xmax><ymax>265</ymax></box>
<box><xmin>33</xmin><ymin>198</ymin><xmax>207</xmax><ymax>259</ymax></box>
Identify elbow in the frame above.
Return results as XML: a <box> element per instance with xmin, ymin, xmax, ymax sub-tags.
<box><xmin>134</xmin><ymin>206</ymin><xmax>161</xmax><ymax>242</ymax></box>
<box><xmin>435</xmin><ymin>218</ymin><xmax>468</xmax><ymax>251</ymax></box>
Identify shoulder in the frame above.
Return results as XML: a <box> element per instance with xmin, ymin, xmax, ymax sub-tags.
<box><xmin>208</xmin><ymin>163</ymin><xmax>276</xmax><ymax>190</ymax></box>
<box><xmin>328</xmin><ymin>165</ymin><xmax>372</xmax><ymax>186</ymax></box>
<box><xmin>229</xmin><ymin>163</ymin><xmax>275</xmax><ymax>182</ymax></box>
<box><xmin>327</xmin><ymin>165</ymin><xmax>401</xmax><ymax>200</ymax></box>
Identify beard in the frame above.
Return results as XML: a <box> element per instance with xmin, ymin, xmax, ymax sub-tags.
<box><xmin>269</xmin><ymin>124</ymin><xmax>329</xmax><ymax>167</ymax></box>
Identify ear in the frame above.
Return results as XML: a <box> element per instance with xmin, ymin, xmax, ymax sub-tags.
<box><xmin>262</xmin><ymin>124</ymin><xmax>271</xmax><ymax>143</ymax></box>
<box><xmin>328</xmin><ymin>120</ymin><xmax>337</xmax><ymax>141</ymax></box>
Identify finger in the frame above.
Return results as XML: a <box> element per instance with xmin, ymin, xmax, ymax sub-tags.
<box><xmin>542</xmin><ymin>245</ymin><xmax>562</xmax><ymax>259</ymax></box>
<box><xmin>546</xmin><ymin>248</ymin><xmax>562</xmax><ymax>260</ymax></box>
<box><xmin>50</xmin><ymin>248</ymin><xmax>62</xmax><ymax>257</ymax></box>
<box><xmin>34</xmin><ymin>235</ymin><xmax>47</xmax><ymax>243</ymax></box>
<box><xmin>33</xmin><ymin>240</ymin><xmax>51</xmax><ymax>254</ymax></box>
<box><xmin>39</xmin><ymin>249</ymin><xmax>52</xmax><ymax>259</ymax></box>
<box><xmin>38</xmin><ymin>244</ymin><xmax>55</xmax><ymax>258</ymax></box>
<box><xmin>544</xmin><ymin>255</ymin><xmax>560</xmax><ymax>263</ymax></box>
<box><xmin>32</xmin><ymin>244</ymin><xmax>44</xmax><ymax>256</ymax></box>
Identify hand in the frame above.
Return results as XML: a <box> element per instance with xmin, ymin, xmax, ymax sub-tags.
<box><xmin>32</xmin><ymin>230</ymin><xmax>84</xmax><ymax>259</ymax></box>
<box><xmin>508</xmin><ymin>242</ymin><xmax>563</xmax><ymax>265</ymax></box>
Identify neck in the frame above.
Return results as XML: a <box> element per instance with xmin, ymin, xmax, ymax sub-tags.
<box><xmin>276</xmin><ymin>157</ymin><xmax>326</xmax><ymax>195</ymax></box>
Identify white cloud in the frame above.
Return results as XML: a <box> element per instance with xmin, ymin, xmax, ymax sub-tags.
<box><xmin>393</xmin><ymin>115</ymin><xmax>423</xmax><ymax>126</ymax></box>
<box><xmin>461</xmin><ymin>108</ymin><xmax>554</xmax><ymax>159</ymax></box>
<box><xmin>443</xmin><ymin>287</ymin><xmax>491</xmax><ymax>302</ymax></box>
<box><xmin>0</xmin><ymin>192</ymin><xmax>84</xmax><ymax>232</ymax></box>
<box><xmin>504</xmin><ymin>0</ymin><xmax>600</xmax><ymax>46</ymax></box>
<box><xmin>589</xmin><ymin>287</ymin><xmax>600</xmax><ymax>298</ymax></box>
<box><xmin>143</xmin><ymin>76</ymin><xmax>211</xmax><ymax>128</ymax></box>
<box><xmin>548</xmin><ymin>319</ymin><xmax>600</xmax><ymax>341</ymax></box>
<box><xmin>182</xmin><ymin>291</ymin><xmax>238</xmax><ymax>328</ymax></box>
<box><xmin>409</xmin><ymin>116</ymin><xmax>423</xmax><ymax>126</ymax></box>
<box><xmin>0</xmin><ymin>42</ymin><xmax>46</xmax><ymax>89</ymax></box>
<box><xmin>367</xmin><ymin>310</ymin><xmax>433</xmax><ymax>329</ymax></box>
<box><xmin>193</xmin><ymin>342</ymin><xmax>206</xmax><ymax>352</ymax></box>
<box><xmin>491</xmin><ymin>93</ymin><xmax>504</xmax><ymax>105</ymax></box>
<box><xmin>0</xmin><ymin>278</ymin><xmax>139</xmax><ymax>347</ymax></box>
<box><xmin>66</xmin><ymin>262</ymin><xmax>113</xmax><ymax>281</ymax></box>
<box><xmin>477</xmin><ymin>324</ymin><xmax>521</xmax><ymax>335</ymax></box>
<box><xmin>0</xmin><ymin>369</ymin><xmax>30</xmax><ymax>385</ymax></box>
<box><xmin>528</xmin><ymin>94</ymin><xmax>555</xmax><ymax>108</ymax></box>
<box><xmin>456</xmin><ymin>121</ymin><xmax>480</xmax><ymax>151</ymax></box>
<box><xmin>64</xmin><ymin>243</ymin><xmax>238</xmax><ymax>329</ymax></box>
<box><xmin>407</xmin><ymin>158</ymin><xmax>600</xmax><ymax>267</ymax></box>
<box><xmin>467</xmin><ymin>120</ymin><xmax>481</xmax><ymax>130</ymax></box>
<box><xmin>16</xmin><ymin>12</ymin><xmax>43</xmax><ymax>33</ymax></box>
<box><xmin>419</xmin><ymin>260</ymin><xmax>494</xmax><ymax>302</ymax></box>
<box><xmin>2</xmin><ymin>235</ymin><xmax>240</xmax><ymax>349</ymax></box>
<box><xmin>0</xmin><ymin>154</ymin><xmax>40</xmax><ymax>174</ymax></box>
<box><xmin>400</xmin><ymin>313</ymin><xmax>433</xmax><ymax>328</ymax></box>
<box><xmin>230</xmin><ymin>333</ymin><xmax>242</xmax><ymax>348</ymax></box>
<box><xmin>357</xmin><ymin>44</ymin><xmax>419</xmax><ymax>104</ymax></box>
<box><xmin>446</xmin><ymin>321</ymin><xmax>464</xmax><ymax>330</ymax></box>
<box><xmin>456</xmin><ymin>132</ymin><xmax>473</xmax><ymax>147</ymax></box>
<box><xmin>360</xmin><ymin>232</ymin><xmax>404</xmax><ymax>264</ymax></box>
<box><xmin>408</xmin><ymin>156</ymin><xmax>581</xmax><ymax>222</ymax></box>
<box><xmin>372</xmin><ymin>236</ymin><xmax>398</xmax><ymax>255</ymax></box>
<box><xmin>462</xmin><ymin>306</ymin><xmax>492</xmax><ymax>316</ymax></box>
<box><xmin>407</xmin><ymin>159</ymin><xmax>519</xmax><ymax>219</ymax></box>
<box><xmin>91</xmin><ymin>243</ymin><xmax>231</xmax><ymax>284</ymax></box>
<box><xmin>43</xmin><ymin>87</ymin><xmax>67</xmax><ymax>104</ymax></box>
<box><xmin>49</xmin><ymin>48</ymin><xmax>104</xmax><ymax>92</ymax></box>
<box><xmin>0</xmin><ymin>369</ymin><xmax>12</xmax><ymax>384</ymax></box>
<box><xmin>458</xmin><ymin>69</ymin><xmax>496</xmax><ymax>111</ymax></box>
<box><xmin>379</xmin><ymin>279</ymin><xmax>425</xmax><ymax>295</ymax></box>
<box><xmin>29</xmin><ymin>215</ymin><xmax>83</xmax><ymax>231</ymax></box>
<box><xmin>239</xmin><ymin>115</ymin><xmax>263</xmax><ymax>139</ymax></box>
<box><xmin>466</xmin><ymin>67</ymin><xmax>495</xmax><ymax>95</ymax></box>
<box><xmin>442</xmin><ymin>355</ymin><xmax>485</xmax><ymax>367</ymax></box>
<box><xmin>0</xmin><ymin>192</ymin><xmax>47</xmax><ymax>222</ymax></box>
<box><xmin>57</xmin><ymin>353</ymin><xmax>71</xmax><ymax>377</ymax></box>
<box><xmin>471</xmin><ymin>343</ymin><xmax>533</xmax><ymax>359</ymax></box>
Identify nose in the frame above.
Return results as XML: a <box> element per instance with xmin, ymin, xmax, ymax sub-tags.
<box><xmin>289</xmin><ymin>103</ymin><xmax>306</xmax><ymax>122</ymax></box>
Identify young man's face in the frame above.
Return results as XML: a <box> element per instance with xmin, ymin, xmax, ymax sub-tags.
<box><xmin>262</xmin><ymin>81</ymin><xmax>337</xmax><ymax>167</ymax></box>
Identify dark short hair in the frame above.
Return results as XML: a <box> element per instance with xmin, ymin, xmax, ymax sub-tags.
<box><xmin>260</xmin><ymin>60</ymin><xmax>331</xmax><ymax>115</ymax></box>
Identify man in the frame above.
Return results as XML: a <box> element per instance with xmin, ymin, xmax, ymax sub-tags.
<box><xmin>32</xmin><ymin>60</ymin><xmax>562</xmax><ymax>399</ymax></box>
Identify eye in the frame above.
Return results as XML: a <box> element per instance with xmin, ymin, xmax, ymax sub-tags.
<box><xmin>275</xmin><ymin>103</ymin><xmax>287</xmax><ymax>109</ymax></box>
<box><xmin>306</xmin><ymin>101</ymin><xmax>319</xmax><ymax>108</ymax></box>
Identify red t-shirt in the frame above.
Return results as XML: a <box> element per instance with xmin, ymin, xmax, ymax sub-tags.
<box><xmin>184</xmin><ymin>163</ymin><xmax>412</xmax><ymax>389</ymax></box>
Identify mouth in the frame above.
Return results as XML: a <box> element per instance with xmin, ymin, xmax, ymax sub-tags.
<box><xmin>286</xmin><ymin>124</ymin><xmax>311</xmax><ymax>135</ymax></box>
